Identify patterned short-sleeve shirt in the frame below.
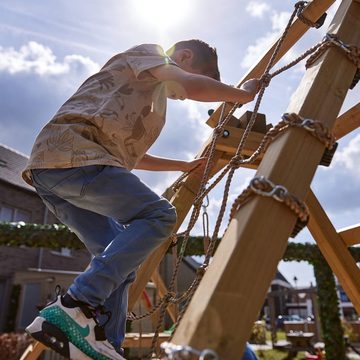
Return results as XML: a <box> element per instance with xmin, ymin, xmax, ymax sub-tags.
<box><xmin>22</xmin><ymin>44</ymin><xmax>182</xmax><ymax>185</ymax></box>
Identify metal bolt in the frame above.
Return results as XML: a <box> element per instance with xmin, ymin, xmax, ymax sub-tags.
<box><xmin>223</xmin><ymin>130</ymin><xmax>230</xmax><ymax>138</ymax></box>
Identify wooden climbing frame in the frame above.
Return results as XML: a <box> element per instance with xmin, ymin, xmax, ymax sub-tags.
<box><xmin>21</xmin><ymin>0</ymin><xmax>360</xmax><ymax>358</ymax></box>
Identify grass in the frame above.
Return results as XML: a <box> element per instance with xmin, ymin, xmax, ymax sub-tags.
<box><xmin>255</xmin><ymin>349</ymin><xmax>306</xmax><ymax>360</ymax></box>
<box><xmin>254</xmin><ymin>331</ymin><xmax>306</xmax><ymax>360</ymax></box>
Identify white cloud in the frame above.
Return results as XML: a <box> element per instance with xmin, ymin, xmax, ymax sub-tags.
<box><xmin>241</xmin><ymin>10</ymin><xmax>292</xmax><ymax>69</ymax></box>
<box><xmin>0</xmin><ymin>41</ymin><xmax>99</xmax><ymax>76</ymax></box>
<box><xmin>333</xmin><ymin>133</ymin><xmax>360</xmax><ymax>178</ymax></box>
<box><xmin>271</xmin><ymin>11</ymin><xmax>291</xmax><ymax>32</ymax></box>
<box><xmin>241</xmin><ymin>32</ymin><xmax>278</xmax><ymax>69</ymax></box>
<box><xmin>245</xmin><ymin>1</ymin><xmax>271</xmax><ymax>18</ymax></box>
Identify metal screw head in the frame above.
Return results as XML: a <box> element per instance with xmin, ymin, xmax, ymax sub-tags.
<box><xmin>223</xmin><ymin>130</ymin><xmax>230</xmax><ymax>138</ymax></box>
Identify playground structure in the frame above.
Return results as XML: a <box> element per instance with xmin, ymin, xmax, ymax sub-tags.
<box><xmin>21</xmin><ymin>0</ymin><xmax>360</xmax><ymax>358</ymax></box>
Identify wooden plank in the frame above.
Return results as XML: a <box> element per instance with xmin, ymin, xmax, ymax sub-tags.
<box><xmin>151</xmin><ymin>268</ymin><xmax>178</xmax><ymax>322</ymax></box>
<box><xmin>19</xmin><ymin>342</ymin><xmax>45</xmax><ymax>360</ymax></box>
<box><xmin>171</xmin><ymin>1</ymin><xmax>360</xmax><ymax>358</ymax></box>
<box><xmin>307</xmin><ymin>192</ymin><xmax>360</xmax><ymax>313</ymax></box>
<box><xmin>338</xmin><ymin>224</ymin><xmax>360</xmax><ymax>246</ymax></box>
<box><xmin>207</xmin><ymin>0</ymin><xmax>336</xmax><ymax>127</ymax></box>
<box><xmin>333</xmin><ymin>102</ymin><xmax>360</xmax><ymax>140</ymax></box>
<box><xmin>214</xmin><ymin>126</ymin><xmax>265</xmax><ymax>156</ymax></box>
<box><xmin>123</xmin><ymin>332</ymin><xmax>170</xmax><ymax>348</ymax></box>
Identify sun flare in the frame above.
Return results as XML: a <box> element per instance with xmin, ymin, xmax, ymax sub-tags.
<box><xmin>132</xmin><ymin>0</ymin><xmax>192</xmax><ymax>29</ymax></box>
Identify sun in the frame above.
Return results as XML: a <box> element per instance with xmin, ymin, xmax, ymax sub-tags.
<box><xmin>132</xmin><ymin>0</ymin><xmax>192</xmax><ymax>29</ymax></box>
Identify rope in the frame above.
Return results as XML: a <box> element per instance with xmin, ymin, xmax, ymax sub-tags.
<box><xmin>296</xmin><ymin>1</ymin><xmax>320</xmax><ymax>28</ymax></box>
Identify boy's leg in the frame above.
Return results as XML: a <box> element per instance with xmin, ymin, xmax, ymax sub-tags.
<box><xmin>31</xmin><ymin>165</ymin><xmax>176</xmax><ymax>347</ymax></box>
<box><xmin>38</xmin><ymin>192</ymin><xmax>136</xmax><ymax>348</ymax></box>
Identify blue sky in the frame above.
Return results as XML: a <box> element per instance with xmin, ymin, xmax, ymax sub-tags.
<box><xmin>0</xmin><ymin>0</ymin><xmax>359</xmax><ymax>288</ymax></box>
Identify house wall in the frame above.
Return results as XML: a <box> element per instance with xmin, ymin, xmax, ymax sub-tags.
<box><xmin>0</xmin><ymin>180</ymin><xmax>58</xmax><ymax>224</ymax></box>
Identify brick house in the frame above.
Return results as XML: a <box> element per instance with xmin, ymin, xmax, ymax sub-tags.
<box><xmin>0</xmin><ymin>144</ymin><xmax>91</xmax><ymax>331</ymax></box>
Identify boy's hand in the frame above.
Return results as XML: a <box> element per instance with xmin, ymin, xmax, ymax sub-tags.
<box><xmin>183</xmin><ymin>157</ymin><xmax>209</xmax><ymax>177</ymax></box>
<box><xmin>240</xmin><ymin>78</ymin><xmax>261</xmax><ymax>101</ymax></box>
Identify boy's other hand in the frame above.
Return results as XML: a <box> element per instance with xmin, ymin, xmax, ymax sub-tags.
<box><xmin>240</xmin><ymin>78</ymin><xmax>261</xmax><ymax>101</ymax></box>
<box><xmin>183</xmin><ymin>157</ymin><xmax>209</xmax><ymax>177</ymax></box>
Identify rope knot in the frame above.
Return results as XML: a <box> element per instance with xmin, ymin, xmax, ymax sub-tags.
<box><xmin>164</xmin><ymin>292</ymin><xmax>176</xmax><ymax>303</ymax></box>
<box><xmin>170</xmin><ymin>233</ymin><xmax>178</xmax><ymax>245</ymax></box>
<box><xmin>214</xmin><ymin>126</ymin><xmax>223</xmax><ymax>135</ymax></box>
<box><xmin>229</xmin><ymin>155</ymin><xmax>243</xmax><ymax>168</ymax></box>
<box><xmin>260</xmin><ymin>73</ymin><xmax>272</xmax><ymax>88</ymax></box>
<box><xmin>197</xmin><ymin>264</ymin><xmax>208</xmax><ymax>277</ymax></box>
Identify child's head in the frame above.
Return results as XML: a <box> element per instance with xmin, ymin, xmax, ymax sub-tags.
<box><xmin>167</xmin><ymin>39</ymin><xmax>220</xmax><ymax>81</ymax></box>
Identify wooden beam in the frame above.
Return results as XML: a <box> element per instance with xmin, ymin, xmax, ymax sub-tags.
<box><xmin>151</xmin><ymin>269</ymin><xmax>178</xmax><ymax>322</ymax></box>
<box><xmin>19</xmin><ymin>342</ymin><xmax>45</xmax><ymax>360</ymax></box>
<box><xmin>338</xmin><ymin>224</ymin><xmax>360</xmax><ymax>247</ymax></box>
<box><xmin>171</xmin><ymin>1</ymin><xmax>360</xmax><ymax>358</ymax></box>
<box><xmin>307</xmin><ymin>192</ymin><xmax>360</xmax><ymax>313</ymax></box>
<box><xmin>333</xmin><ymin>101</ymin><xmax>360</xmax><ymax>140</ymax></box>
<box><xmin>207</xmin><ymin>0</ymin><xmax>336</xmax><ymax>128</ymax></box>
<box><xmin>214</xmin><ymin>126</ymin><xmax>265</xmax><ymax>157</ymax></box>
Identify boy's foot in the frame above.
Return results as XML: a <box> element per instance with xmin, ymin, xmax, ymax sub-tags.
<box><xmin>25</xmin><ymin>288</ymin><xmax>125</xmax><ymax>360</ymax></box>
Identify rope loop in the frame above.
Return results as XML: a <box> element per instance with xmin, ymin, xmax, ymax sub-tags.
<box><xmin>296</xmin><ymin>1</ymin><xmax>319</xmax><ymax>28</ymax></box>
<box><xmin>281</xmin><ymin>113</ymin><xmax>336</xmax><ymax>150</ymax></box>
<box><xmin>230</xmin><ymin>176</ymin><xmax>309</xmax><ymax>234</ymax></box>
<box><xmin>307</xmin><ymin>33</ymin><xmax>360</xmax><ymax>69</ymax></box>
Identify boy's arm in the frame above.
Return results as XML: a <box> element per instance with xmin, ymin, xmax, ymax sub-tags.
<box><xmin>148</xmin><ymin>65</ymin><xmax>259</xmax><ymax>103</ymax></box>
<box><xmin>135</xmin><ymin>154</ymin><xmax>206</xmax><ymax>174</ymax></box>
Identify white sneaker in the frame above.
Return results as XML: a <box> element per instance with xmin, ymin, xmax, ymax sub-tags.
<box><xmin>26</xmin><ymin>290</ymin><xmax>125</xmax><ymax>360</ymax></box>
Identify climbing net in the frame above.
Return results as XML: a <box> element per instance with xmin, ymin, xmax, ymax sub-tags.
<box><xmin>127</xmin><ymin>1</ymin><xmax>360</xmax><ymax>358</ymax></box>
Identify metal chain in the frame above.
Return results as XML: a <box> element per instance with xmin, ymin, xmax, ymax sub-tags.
<box><xmin>306</xmin><ymin>33</ymin><xmax>360</xmax><ymax>69</ymax></box>
<box><xmin>229</xmin><ymin>176</ymin><xmax>309</xmax><ymax>226</ymax></box>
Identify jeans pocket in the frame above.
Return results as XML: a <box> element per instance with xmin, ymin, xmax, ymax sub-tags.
<box><xmin>34</xmin><ymin>168</ymin><xmax>86</xmax><ymax>198</ymax></box>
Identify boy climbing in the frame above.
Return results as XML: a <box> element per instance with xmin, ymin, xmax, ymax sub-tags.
<box><xmin>22</xmin><ymin>39</ymin><xmax>260</xmax><ymax>359</ymax></box>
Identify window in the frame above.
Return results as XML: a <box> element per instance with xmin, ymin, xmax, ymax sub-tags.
<box><xmin>51</xmin><ymin>247</ymin><xmax>72</xmax><ymax>257</ymax></box>
<box><xmin>0</xmin><ymin>205</ymin><xmax>31</xmax><ymax>222</ymax></box>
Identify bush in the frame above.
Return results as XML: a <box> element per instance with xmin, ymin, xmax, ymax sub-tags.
<box><xmin>250</xmin><ymin>321</ymin><xmax>267</xmax><ymax>344</ymax></box>
<box><xmin>0</xmin><ymin>332</ymin><xmax>33</xmax><ymax>360</ymax></box>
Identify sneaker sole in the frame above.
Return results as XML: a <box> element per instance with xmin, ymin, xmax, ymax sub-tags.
<box><xmin>26</xmin><ymin>316</ymin><xmax>91</xmax><ymax>360</ymax></box>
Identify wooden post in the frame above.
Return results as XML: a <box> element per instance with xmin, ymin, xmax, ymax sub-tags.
<box><xmin>171</xmin><ymin>1</ymin><xmax>360</xmax><ymax>358</ymax></box>
<box><xmin>151</xmin><ymin>269</ymin><xmax>178</xmax><ymax>322</ymax></box>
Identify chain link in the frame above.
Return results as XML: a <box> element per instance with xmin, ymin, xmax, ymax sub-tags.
<box><xmin>229</xmin><ymin>176</ymin><xmax>309</xmax><ymax>228</ymax></box>
<box><xmin>306</xmin><ymin>33</ymin><xmax>360</xmax><ymax>69</ymax></box>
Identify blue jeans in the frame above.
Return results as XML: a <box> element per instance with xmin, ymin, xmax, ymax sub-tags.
<box><xmin>31</xmin><ymin>165</ymin><xmax>177</xmax><ymax>348</ymax></box>
<box><xmin>242</xmin><ymin>344</ymin><xmax>258</xmax><ymax>360</ymax></box>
